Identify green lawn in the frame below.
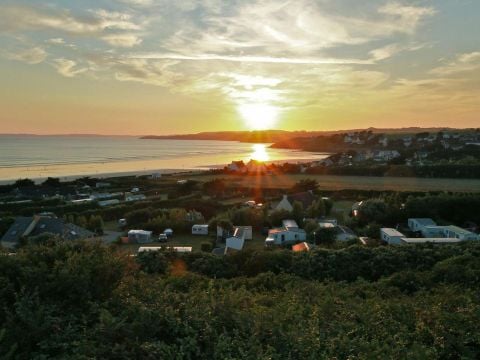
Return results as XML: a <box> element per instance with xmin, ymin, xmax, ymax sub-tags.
<box><xmin>190</xmin><ymin>173</ymin><xmax>480</xmax><ymax>192</ymax></box>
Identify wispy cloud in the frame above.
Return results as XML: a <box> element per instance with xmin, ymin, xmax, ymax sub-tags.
<box><xmin>430</xmin><ymin>52</ymin><xmax>480</xmax><ymax>75</ymax></box>
<box><xmin>7</xmin><ymin>46</ymin><xmax>47</xmax><ymax>64</ymax></box>
<box><xmin>53</xmin><ymin>58</ymin><xmax>88</xmax><ymax>77</ymax></box>
<box><xmin>102</xmin><ymin>33</ymin><xmax>143</xmax><ymax>48</ymax></box>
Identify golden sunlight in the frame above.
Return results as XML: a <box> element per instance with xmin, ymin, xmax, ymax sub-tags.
<box><xmin>238</xmin><ymin>103</ymin><xmax>278</xmax><ymax>130</ymax></box>
<box><xmin>250</xmin><ymin>144</ymin><xmax>270</xmax><ymax>162</ymax></box>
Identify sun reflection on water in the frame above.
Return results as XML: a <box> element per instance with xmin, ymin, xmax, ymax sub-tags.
<box><xmin>250</xmin><ymin>144</ymin><xmax>270</xmax><ymax>162</ymax></box>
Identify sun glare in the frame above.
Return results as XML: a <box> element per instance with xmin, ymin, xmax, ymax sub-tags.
<box><xmin>250</xmin><ymin>144</ymin><xmax>270</xmax><ymax>162</ymax></box>
<box><xmin>238</xmin><ymin>103</ymin><xmax>278</xmax><ymax>130</ymax></box>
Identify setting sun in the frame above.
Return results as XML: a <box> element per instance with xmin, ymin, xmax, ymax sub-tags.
<box><xmin>238</xmin><ymin>103</ymin><xmax>278</xmax><ymax>130</ymax></box>
<box><xmin>250</xmin><ymin>144</ymin><xmax>270</xmax><ymax>162</ymax></box>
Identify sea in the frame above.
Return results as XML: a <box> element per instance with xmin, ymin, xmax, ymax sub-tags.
<box><xmin>0</xmin><ymin>135</ymin><xmax>327</xmax><ymax>183</ymax></box>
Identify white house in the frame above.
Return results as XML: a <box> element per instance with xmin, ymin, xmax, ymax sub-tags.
<box><xmin>408</xmin><ymin>218</ymin><xmax>437</xmax><ymax>234</ymax></box>
<box><xmin>380</xmin><ymin>228</ymin><xmax>405</xmax><ymax>245</ymax></box>
<box><xmin>274</xmin><ymin>191</ymin><xmax>317</xmax><ymax>212</ymax></box>
<box><xmin>319</xmin><ymin>219</ymin><xmax>338</xmax><ymax>228</ymax></box>
<box><xmin>442</xmin><ymin>225</ymin><xmax>478</xmax><ymax>240</ymax></box>
<box><xmin>128</xmin><ymin>230</ymin><xmax>152</xmax><ymax>244</ymax></box>
<box><xmin>411</xmin><ymin>221</ymin><xmax>479</xmax><ymax>240</ymax></box>
<box><xmin>265</xmin><ymin>228</ymin><xmax>306</xmax><ymax>246</ymax></box>
<box><xmin>192</xmin><ymin>224</ymin><xmax>209</xmax><ymax>235</ymax></box>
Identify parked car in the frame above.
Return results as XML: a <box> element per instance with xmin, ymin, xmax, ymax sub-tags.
<box><xmin>158</xmin><ymin>233</ymin><xmax>168</xmax><ymax>242</ymax></box>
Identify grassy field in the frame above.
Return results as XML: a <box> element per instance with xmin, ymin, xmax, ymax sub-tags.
<box><xmin>189</xmin><ymin>173</ymin><xmax>480</xmax><ymax>193</ymax></box>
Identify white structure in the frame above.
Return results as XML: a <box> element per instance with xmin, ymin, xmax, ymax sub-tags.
<box><xmin>319</xmin><ymin>219</ymin><xmax>338</xmax><ymax>228</ymax></box>
<box><xmin>276</xmin><ymin>195</ymin><xmax>295</xmax><ymax>212</ymax></box>
<box><xmin>400</xmin><ymin>238</ymin><xmax>461</xmax><ymax>245</ymax></box>
<box><xmin>164</xmin><ymin>228</ymin><xmax>174</xmax><ymax>238</ymax></box>
<box><xmin>125</xmin><ymin>194</ymin><xmax>147</xmax><ymax>202</ymax></box>
<box><xmin>282</xmin><ymin>219</ymin><xmax>299</xmax><ymax>230</ymax></box>
<box><xmin>442</xmin><ymin>225</ymin><xmax>478</xmax><ymax>240</ymax></box>
<box><xmin>98</xmin><ymin>199</ymin><xmax>120</xmax><ymax>207</ymax></box>
<box><xmin>380</xmin><ymin>228</ymin><xmax>405</xmax><ymax>245</ymax></box>
<box><xmin>265</xmin><ymin>228</ymin><xmax>306</xmax><ymax>246</ymax></box>
<box><xmin>128</xmin><ymin>230</ymin><xmax>152</xmax><ymax>244</ymax></box>
<box><xmin>118</xmin><ymin>218</ymin><xmax>127</xmax><ymax>227</ymax></box>
<box><xmin>151</xmin><ymin>173</ymin><xmax>162</xmax><ymax>179</ymax></box>
<box><xmin>409</xmin><ymin>220</ymin><xmax>479</xmax><ymax>240</ymax></box>
<box><xmin>225</xmin><ymin>226</ymin><xmax>250</xmax><ymax>251</ymax></box>
<box><xmin>217</xmin><ymin>225</ymin><xmax>252</xmax><ymax>240</ymax></box>
<box><xmin>138</xmin><ymin>246</ymin><xmax>192</xmax><ymax>253</ymax></box>
<box><xmin>192</xmin><ymin>224</ymin><xmax>209</xmax><ymax>235</ymax></box>
<box><xmin>408</xmin><ymin>218</ymin><xmax>437</xmax><ymax>234</ymax></box>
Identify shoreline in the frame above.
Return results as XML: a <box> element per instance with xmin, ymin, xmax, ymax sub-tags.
<box><xmin>0</xmin><ymin>156</ymin><xmax>323</xmax><ymax>185</ymax></box>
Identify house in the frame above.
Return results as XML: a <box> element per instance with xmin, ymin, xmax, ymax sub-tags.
<box><xmin>151</xmin><ymin>172</ymin><xmax>162</xmax><ymax>179</ymax></box>
<box><xmin>274</xmin><ymin>191</ymin><xmax>316</xmax><ymax>212</ymax></box>
<box><xmin>164</xmin><ymin>228</ymin><xmax>174</xmax><ymax>238</ymax></box>
<box><xmin>192</xmin><ymin>224</ymin><xmax>209</xmax><ymax>235</ymax></box>
<box><xmin>335</xmin><ymin>226</ymin><xmax>357</xmax><ymax>241</ymax></box>
<box><xmin>413</xmin><ymin>222</ymin><xmax>479</xmax><ymax>240</ymax></box>
<box><xmin>380</xmin><ymin>228</ymin><xmax>405</xmax><ymax>245</ymax></box>
<box><xmin>127</xmin><ymin>230</ymin><xmax>152</xmax><ymax>244</ymax></box>
<box><xmin>408</xmin><ymin>218</ymin><xmax>437</xmax><ymax>234</ymax></box>
<box><xmin>95</xmin><ymin>182</ymin><xmax>111</xmax><ymax>188</ymax></box>
<box><xmin>378</xmin><ymin>136</ymin><xmax>388</xmax><ymax>147</ymax></box>
<box><xmin>442</xmin><ymin>225</ymin><xmax>478</xmax><ymax>240</ymax></box>
<box><xmin>265</xmin><ymin>227</ymin><xmax>306</xmax><ymax>246</ymax></box>
<box><xmin>1</xmin><ymin>215</ymin><xmax>94</xmax><ymax>249</ymax></box>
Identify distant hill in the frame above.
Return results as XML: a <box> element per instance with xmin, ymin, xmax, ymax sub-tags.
<box><xmin>141</xmin><ymin>127</ymin><xmax>472</xmax><ymax>144</ymax></box>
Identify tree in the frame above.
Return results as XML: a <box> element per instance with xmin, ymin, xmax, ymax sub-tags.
<box><xmin>201</xmin><ymin>242</ymin><xmax>213</xmax><ymax>252</ymax></box>
<box><xmin>88</xmin><ymin>215</ymin><xmax>104</xmax><ymax>235</ymax></box>
<box><xmin>14</xmin><ymin>178</ymin><xmax>34</xmax><ymax>187</ymax></box>
<box><xmin>42</xmin><ymin>177</ymin><xmax>61</xmax><ymax>187</ymax></box>
<box><xmin>306</xmin><ymin>199</ymin><xmax>325</xmax><ymax>218</ymax></box>
<box><xmin>291</xmin><ymin>201</ymin><xmax>304</xmax><ymax>226</ymax></box>
<box><xmin>315</xmin><ymin>227</ymin><xmax>336</xmax><ymax>246</ymax></box>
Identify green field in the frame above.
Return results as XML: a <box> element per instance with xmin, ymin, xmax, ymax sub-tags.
<box><xmin>189</xmin><ymin>173</ymin><xmax>480</xmax><ymax>192</ymax></box>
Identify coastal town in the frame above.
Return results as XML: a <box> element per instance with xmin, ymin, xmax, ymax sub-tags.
<box><xmin>2</xmin><ymin>135</ymin><xmax>479</xmax><ymax>254</ymax></box>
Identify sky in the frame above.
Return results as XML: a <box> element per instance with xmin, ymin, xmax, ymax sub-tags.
<box><xmin>0</xmin><ymin>0</ymin><xmax>479</xmax><ymax>135</ymax></box>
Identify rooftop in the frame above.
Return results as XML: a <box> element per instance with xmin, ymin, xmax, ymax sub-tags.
<box><xmin>381</xmin><ymin>228</ymin><xmax>405</xmax><ymax>237</ymax></box>
<box><xmin>409</xmin><ymin>218</ymin><xmax>437</xmax><ymax>226</ymax></box>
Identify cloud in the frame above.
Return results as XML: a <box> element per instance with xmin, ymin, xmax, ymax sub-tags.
<box><xmin>369</xmin><ymin>43</ymin><xmax>428</xmax><ymax>61</ymax></box>
<box><xmin>159</xmin><ymin>0</ymin><xmax>435</xmax><ymax>62</ymax></box>
<box><xmin>430</xmin><ymin>52</ymin><xmax>480</xmax><ymax>76</ymax></box>
<box><xmin>46</xmin><ymin>38</ymin><xmax>65</xmax><ymax>45</ymax></box>
<box><xmin>0</xmin><ymin>5</ymin><xmax>143</xmax><ymax>34</ymax></box>
<box><xmin>129</xmin><ymin>52</ymin><xmax>372</xmax><ymax>65</ymax></box>
<box><xmin>7</xmin><ymin>47</ymin><xmax>47</xmax><ymax>64</ymax></box>
<box><xmin>102</xmin><ymin>33</ymin><xmax>143</xmax><ymax>47</ymax></box>
<box><xmin>53</xmin><ymin>58</ymin><xmax>88</xmax><ymax>77</ymax></box>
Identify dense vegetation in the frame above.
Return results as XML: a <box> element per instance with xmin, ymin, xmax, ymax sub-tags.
<box><xmin>1</xmin><ymin>240</ymin><xmax>480</xmax><ymax>359</ymax></box>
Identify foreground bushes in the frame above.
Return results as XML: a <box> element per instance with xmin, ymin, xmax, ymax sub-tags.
<box><xmin>1</xmin><ymin>241</ymin><xmax>479</xmax><ymax>359</ymax></box>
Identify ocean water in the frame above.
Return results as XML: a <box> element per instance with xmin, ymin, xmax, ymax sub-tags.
<box><xmin>0</xmin><ymin>136</ymin><xmax>327</xmax><ymax>181</ymax></box>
